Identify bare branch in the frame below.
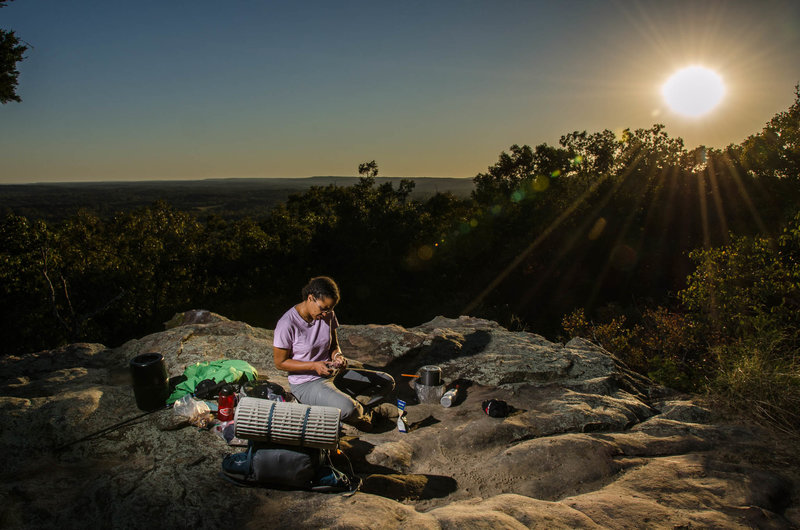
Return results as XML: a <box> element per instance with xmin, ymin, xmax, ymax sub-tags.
<box><xmin>40</xmin><ymin>246</ymin><xmax>71</xmax><ymax>334</ymax></box>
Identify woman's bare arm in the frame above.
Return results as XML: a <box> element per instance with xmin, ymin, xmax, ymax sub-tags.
<box><xmin>273</xmin><ymin>346</ymin><xmax>332</xmax><ymax>377</ymax></box>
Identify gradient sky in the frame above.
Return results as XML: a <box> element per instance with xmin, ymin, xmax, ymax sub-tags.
<box><xmin>1</xmin><ymin>0</ymin><xmax>798</xmax><ymax>184</ymax></box>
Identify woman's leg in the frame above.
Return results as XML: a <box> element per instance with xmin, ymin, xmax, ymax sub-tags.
<box><xmin>290</xmin><ymin>377</ymin><xmax>363</xmax><ymax>422</ymax></box>
<box><xmin>334</xmin><ymin>369</ymin><xmax>395</xmax><ymax>409</ymax></box>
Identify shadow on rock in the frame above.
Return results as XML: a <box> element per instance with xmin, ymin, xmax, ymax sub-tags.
<box><xmin>361</xmin><ymin>473</ymin><xmax>458</xmax><ymax>501</ymax></box>
<box><xmin>338</xmin><ymin>438</ymin><xmax>399</xmax><ymax>475</ymax></box>
<box><xmin>338</xmin><ymin>437</ymin><xmax>459</xmax><ymax>502</ymax></box>
<box><xmin>385</xmin><ymin>330</ymin><xmax>492</xmax><ymax>376</ymax></box>
<box><xmin>409</xmin><ymin>415</ymin><xmax>440</xmax><ymax>431</ymax></box>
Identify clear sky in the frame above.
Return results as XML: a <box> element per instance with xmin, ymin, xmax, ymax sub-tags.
<box><xmin>1</xmin><ymin>0</ymin><xmax>798</xmax><ymax>184</ymax></box>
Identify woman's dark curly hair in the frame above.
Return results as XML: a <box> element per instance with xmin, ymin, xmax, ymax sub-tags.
<box><xmin>301</xmin><ymin>276</ymin><xmax>340</xmax><ymax>303</ymax></box>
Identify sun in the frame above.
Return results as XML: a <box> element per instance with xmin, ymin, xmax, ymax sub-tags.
<box><xmin>661</xmin><ymin>65</ymin><xmax>726</xmax><ymax>118</ymax></box>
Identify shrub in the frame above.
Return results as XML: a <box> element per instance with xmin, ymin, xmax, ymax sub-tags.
<box><xmin>561</xmin><ymin>305</ymin><xmax>702</xmax><ymax>391</ymax></box>
<box><xmin>708</xmin><ymin>328</ymin><xmax>800</xmax><ymax>434</ymax></box>
<box><xmin>561</xmin><ymin>307</ymin><xmax>645</xmax><ymax>373</ymax></box>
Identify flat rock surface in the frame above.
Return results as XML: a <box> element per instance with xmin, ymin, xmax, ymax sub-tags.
<box><xmin>1</xmin><ymin>311</ymin><xmax>798</xmax><ymax>529</ymax></box>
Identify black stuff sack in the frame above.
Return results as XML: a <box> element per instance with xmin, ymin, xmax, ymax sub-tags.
<box><xmin>240</xmin><ymin>381</ymin><xmax>288</xmax><ymax>402</ymax></box>
<box><xmin>482</xmin><ymin>399</ymin><xmax>510</xmax><ymax>418</ymax></box>
<box><xmin>193</xmin><ymin>378</ymin><xmax>227</xmax><ymax>400</ymax></box>
<box><xmin>222</xmin><ymin>441</ymin><xmax>322</xmax><ymax>489</ymax></box>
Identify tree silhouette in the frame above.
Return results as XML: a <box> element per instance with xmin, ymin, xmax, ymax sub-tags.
<box><xmin>740</xmin><ymin>84</ymin><xmax>800</xmax><ymax>181</ymax></box>
<box><xmin>0</xmin><ymin>0</ymin><xmax>27</xmax><ymax>104</ymax></box>
<box><xmin>358</xmin><ymin>160</ymin><xmax>379</xmax><ymax>178</ymax></box>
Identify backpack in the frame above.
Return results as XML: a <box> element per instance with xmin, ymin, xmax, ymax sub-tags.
<box><xmin>221</xmin><ymin>441</ymin><xmax>359</xmax><ymax>493</ymax></box>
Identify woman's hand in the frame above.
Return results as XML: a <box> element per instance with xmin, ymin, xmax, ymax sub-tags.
<box><xmin>312</xmin><ymin>361</ymin><xmax>334</xmax><ymax>377</ymax></box>
<box><xmin>331</xmin><ymin>351</ymin><xmax>347</xmax><ymax>369</ymax></box>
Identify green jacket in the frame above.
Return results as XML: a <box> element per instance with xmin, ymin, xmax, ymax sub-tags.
<box><xmin>167</xmin><ymin>359</ymin><xmax>257</xmax><ymax>404</ymax></box>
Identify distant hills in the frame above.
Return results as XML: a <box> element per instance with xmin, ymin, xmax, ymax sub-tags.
<box><xmin>0</xmin><ymin>176</ymin><xmax>475</xmax><ymax>221</ymax></box>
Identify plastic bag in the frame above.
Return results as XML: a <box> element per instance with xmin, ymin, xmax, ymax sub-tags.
<box><xmin>173</xmin><ymin>394</ymin><xmax>214</xmax><ymax>428</ymax></box>
<box><xmin>414</xmin><ymin>382</ymin><xmax>445</xmax><ymax>404</ymax></box>
<box><xmin>213</xmin><ymin>420</ymin><xmax>247</xmax><ymax>446</ymax></box>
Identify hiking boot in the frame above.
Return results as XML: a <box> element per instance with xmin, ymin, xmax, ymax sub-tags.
<box><xmin>341</xmin><ymin>411</ymin><xmax>374</xmax><ymax>434</ymax></box>
<box><xmin>352</xmin><ymin>414</ymin><xmax>374</xmax><ymax>432</ymax></box>
<box><xmin>369</xmin><ymin>402</ymin><xmax>400</xmax><ymax>421</ymax></box>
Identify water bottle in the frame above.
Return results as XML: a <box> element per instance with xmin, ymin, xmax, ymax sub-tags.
<box><xmin>217</xmin><ymin>384</ymin><xmax>235</xmax><ymax>422</ymax></box>
<box><xmin>440</xmin><ymin>386</ymin><xmax>459</xmax><ymax>407</ymax></box>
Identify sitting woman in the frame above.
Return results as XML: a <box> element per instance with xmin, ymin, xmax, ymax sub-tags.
<box><xmin>272</xmin><ymin>276</ymin><xmax>395</xmax><ymax>428</ymax></box>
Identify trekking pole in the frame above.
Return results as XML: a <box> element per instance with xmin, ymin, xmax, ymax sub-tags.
<box><xmin>55</xmin><ymin>404</ymin><xmax>173</xmax><ymax>451</ymax></box>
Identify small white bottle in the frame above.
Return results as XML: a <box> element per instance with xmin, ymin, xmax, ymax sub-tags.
<box><xmin>440</xmin><ymin>387</ymin><xmax>459</xmax><ymax>407</ymax></box>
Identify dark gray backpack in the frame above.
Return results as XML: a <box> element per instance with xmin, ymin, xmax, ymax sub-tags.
<box><xmin>221</xmin><ymin>440</ymin><xmax>359</xmax><ymax>493</ymax></box>
<box><xmin>221</xmin><ymin>441</ymin><xmax>321</xmax><ymax>488</ymax></box>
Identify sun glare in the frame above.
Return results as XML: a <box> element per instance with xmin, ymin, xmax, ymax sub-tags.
<box><xmin>661</xmin><ymin>66</ymin><xmax>726</xmax><ymax>118</ymax></box>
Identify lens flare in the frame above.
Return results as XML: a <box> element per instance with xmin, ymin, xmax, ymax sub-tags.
<box><xmin>532</xmin><ymin>175</ymin><xmax>550</xmax><ymax>192</ymax></box>
<box><xmin>588</xmin><ymin>217</ymin><xmax>607</xmax><ymax>240</ymax></box>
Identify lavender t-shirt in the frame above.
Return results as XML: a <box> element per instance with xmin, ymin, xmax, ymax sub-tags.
<box><xmin>273</xmin><ymin>306</ymin><xmax>339</xmax><ymax>385</ymax></box>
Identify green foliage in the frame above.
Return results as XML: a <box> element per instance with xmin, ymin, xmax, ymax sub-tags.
<box><xmin>681</xmin><ymin>218</ymin><xmax>800</xmax><ymax>340</ymax></box>
<box><xmin>0</xmin><ymin>29</ymin><xmax>25</xmax><ymax>103</ymax></box>
<box><xmin>0</xmin><ymin>201</ymin><xmax>281</xmax><ymax>352</ymax></box>
<box><xmin>1</xmin><ymin>176</ymin><xmax>476</xmax><ymax>353</ymax></box>
<box><xmin>740</xmin><ymin>84</ymin><xmax>800</xmax><ymax>180</ymax></box>
<box><xmin>560</xmin><ymin>306</ymin><xmax>702</xmax><ymax>391</ymax></box>
<box><xmin>0</xmin><ymin>215</ymin><xmax>55</xmax><ymax>350</ymax></box>
<box><xmin>562</xmin><ymin>211</ymin><xmax>800</xmax><ymax>430</ymax></box>
<box><xmin>561</xmin><ymin>307</ymin><xmax>636</xmax><ymax>362</ymax></box>
<box><xmin>1</xmin><ymin>0</ymin><xmax>27</xmax><ymax>104</ymax></box>
<box><xmin>472</xmin><ymin>143</ymin><xmax>572</xmax><ymax>206</ymax></box>
<box><xmin>679</xmin><ymin>214</ymin><xmax>800</xmax><ymax>431</ymax></box>
<box><xmin>709</xmin><ymin>330</ymin><xmax>800</xmax><ymax>434</ymax></box>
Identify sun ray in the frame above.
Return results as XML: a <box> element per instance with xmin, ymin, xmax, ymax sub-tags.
<box><xmin>704</xmin><ymin>154</ymin><xmax>731</xmax><ymax>245</ymax></box>
<box><xmin>696</xmin><ymin>165</ymin><xmax>712</xmax><ymax>250</ymax></box>
<box><xmin>515</xmin><ymin>151</ymin><xmax>647</xmax><ymax>313</ymax></box>
<box><xmin>644</xmin><ymin>164</ymin><xmax>686</xmax><ymax>281</ymax></box>
<box><xmin>582</xmin><ymin>153</ymin><xmax>662</xmax><ymax>309</ymax></box>
<box><xmin>721</xmin><ymin>154</ymin><xmax>768</xmax><ymax>235</ymax></box>
<box><xmin>461</xmin><ymin>170</ymin><xmax>616</xmax><ymax>317</ymax></box>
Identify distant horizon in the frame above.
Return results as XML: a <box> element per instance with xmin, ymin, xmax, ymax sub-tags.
<box><xmin>0</xmin><ymin>175</ymin><xmax>475</xmax><ymax>186</ymax></box>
